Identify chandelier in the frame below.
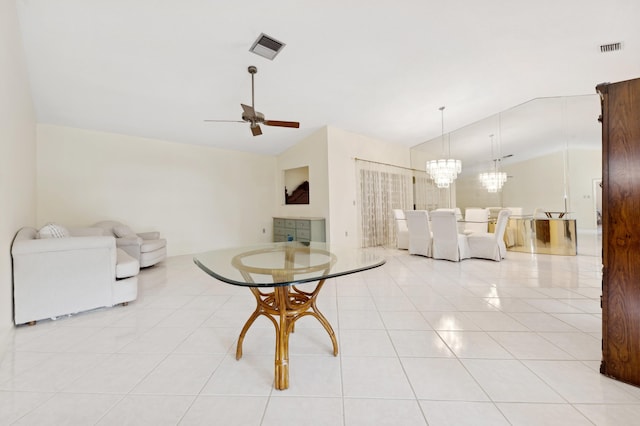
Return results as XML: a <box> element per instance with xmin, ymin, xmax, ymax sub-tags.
<box><xmin>479</xmin><ymin>134</ymin><xmax>507</xmax><ymax>192</ymax></box>
<box><xmin>426</xmin><ymin>106</ymin><xmax>461</xmax><ymax>188</ymax></box>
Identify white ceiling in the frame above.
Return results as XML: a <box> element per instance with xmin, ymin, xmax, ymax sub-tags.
<box><xmin>16</xmin><ymin>0</ymin><xmax>640</xmax><ymax>156</ymax></box>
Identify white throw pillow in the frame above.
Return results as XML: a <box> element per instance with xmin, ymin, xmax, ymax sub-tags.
<box><xmin>38</xmin><ymin>223</ymin><xmax>70</xmax><ymax>239</ymax></box>
<box><xmin>113</xmin><ymin>225</ymin><xmax>135</xmax><ymax>238</ymax></box>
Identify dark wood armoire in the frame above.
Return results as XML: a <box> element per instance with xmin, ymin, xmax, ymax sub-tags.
<box><xmin>598</xmin><ymin>77</ymin><xmax>640</xmax><ymax>386</ymax></box>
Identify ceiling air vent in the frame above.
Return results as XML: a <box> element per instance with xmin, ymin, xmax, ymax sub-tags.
<box><xmin>249</xmin><ymin>33</ymin><xmax>285</xmax><ymax>60</ymax></box>
<box><xmin>600</xmin><ymin>42</ymin><xmax>622</xmax><ymax>53</ymax></box>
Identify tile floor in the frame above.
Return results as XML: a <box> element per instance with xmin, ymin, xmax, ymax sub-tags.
<box><xmin>2</xmin><ymin>231</ymin><xmax>640</xmax><ymax>425</ymax></box>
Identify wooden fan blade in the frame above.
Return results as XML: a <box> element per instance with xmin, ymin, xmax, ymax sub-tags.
<box><xmin>241</xmin><ymin>103</ymin><xmax>256</xmax><ymax>118</ymax></box>
<box><xmin>251</xmin><ymin>124</ymin><xmax>262</xmax><ymax>136</ymax></box>
<box><xmin>264</xmin><ymin>120</ymin><xmax>300</xmax><ymax>128</ymax></box>
<box><xmin>204</xmin><ymin>120</ymin><xmax>245</xmax><ymax>123</ymax></box>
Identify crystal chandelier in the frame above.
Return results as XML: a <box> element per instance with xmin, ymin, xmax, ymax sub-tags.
<box><xmin>426</xmin><ymin>106</ymin><xmax>461</xmax><ymax>188</ymax></box>
<box><xmin>479</xmin><ymin>134</ymin><xmax>507</xmax><ymax>192</ymax></box>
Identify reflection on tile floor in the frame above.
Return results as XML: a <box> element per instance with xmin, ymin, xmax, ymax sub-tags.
<box><xmin>2</xmin><ymin>233</ymin><xmax>640</xmax><ymax>425</ymax></box>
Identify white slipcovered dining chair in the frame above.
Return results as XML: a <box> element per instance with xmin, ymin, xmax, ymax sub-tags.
<box><xmin>392</xmin><ymin>209</ymin><xmax>409</xmax><ymax>250</ymax></box>
<box><xmin>467</xmin><ymin>209</ymin><xmax>512</xmax><ymax>261</ymax></box>
<box><xmin>430</xmin><ymin>210</ymin><xmax>470</xmax><ymax>262</ymax></box>
<box><xmin>463</xmin><ymin>208</ymin><xmax>489</xmax><ymax>235</ymax></box>
<box><xmin>405</xmin><ymin>210</ymin><xmax>432</xmax><ymax>257</ymax></box>
<box><xmin>533</xmin><ymin>207</ymin><xmax>547</xmax><ymax>219</ymax></box>
<box><xmin>504</xmin><ymin>207</ymin><xmax>523</xmax><ymax>247</ymax></box>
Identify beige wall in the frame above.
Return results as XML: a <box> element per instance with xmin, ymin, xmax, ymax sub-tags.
<box><xmin>37</xmin><ymin>125</ymin><xmax>277</xmax><ymax>254</ymax></box>
<box><xmin>327</xmin><ymin>126</ymin><xmax>411</xmax><ymax>247</ymax></box>
<box><xmin>566</xmin><ymin>148</ymin><xmax>602</xmax><ymax>229</ymax></box>
<box><xmin>274</xmin><ymin>126</ymin><xmax>411</xmax><ymax>247</ymax></box>
<box><xmin>0</xmin><ymin>0</ymin><xmax>37</xmax><ymax>329</ymax></box>
<box><xmin>276</xmin><ymin>127</ymin><xmax>330</xmax><ymax>237</ymax></box>
<box><xmin>459</xmin><ymin>152</ymin><xmax>565</xmax><ymax>216</ymax></box>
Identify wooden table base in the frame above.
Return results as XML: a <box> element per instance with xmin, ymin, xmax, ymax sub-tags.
<box><xmin>235</xmin><ymin>279</ymin><xmax>338</xmax><ymax>390</ymax></box>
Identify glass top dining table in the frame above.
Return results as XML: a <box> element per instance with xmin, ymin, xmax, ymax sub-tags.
<box><xmin>194</xmin><ymin>241</ymin><xmax>385</xmax><ymax>287</ymax></box>
<box><xmin>193</xmin><ymin>241</ymin><xmax>386</xmax><ymax>390</ymax></box>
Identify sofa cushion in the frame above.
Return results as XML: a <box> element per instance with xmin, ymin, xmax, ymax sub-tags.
<box><xmin>115</xmin><ymin>249</ymin><xmax>140</xmax><ymax>279</ymax></box>
<box><xmin>37</xmin><ymin>223</ymin><xmax>70</xmax><ymax>239</ymax></box>
<box><xmin>140</xmin><ymin>238</ymin><xmax>167</xmax><ymax>253</ymax></box>
<box><xmin>113</xmin><ymin>225</ymin><xmax>135</xmax><ymax>238</ymax></box>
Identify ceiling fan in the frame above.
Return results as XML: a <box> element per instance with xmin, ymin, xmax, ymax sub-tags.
<box><xmin>205</xmin><ymin>65</ymin><xmax>300</xmax><ymax>136</ymax></box>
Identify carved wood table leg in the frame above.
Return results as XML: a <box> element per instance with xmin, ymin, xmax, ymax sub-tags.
<box><xmin>235</xmin><ymin>280</ymin><xmax>338</xmax><ymax>390</ymax></box>
<box><xmin>273</xmin><ymin>287</ymin><xmax>290</xmax><ymax>390</ymax></box>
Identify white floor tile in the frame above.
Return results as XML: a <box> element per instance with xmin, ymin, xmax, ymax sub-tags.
<box><xmin>1</xmin><ymin>352</ymin><xmax>109</xmax><ymax>392</ymax></box>
<box><xmin>342</xmin><ymin>357</ymin><xmax>414</xmax><ymax>398</ymax></box>
<box><xmin>117</xmin><ymin>326</ymin><xmax>195</xmax><ymax>354</ymax></box>
<box><xmin>373</xmin><ymin>295</ymin><xmax>417</xmax><ymax>311</ymax></box>
<box><xmin>261</xmin><ymin>396</ymin><xmax>343</xmax><ymax>426</ymax></box>
<box><xmin>339</xmin><ymin>329</ymin><xmax>396</xmax><ymax>357</ymax></box>
<box><xmin>462</xmin><ymin>359</ymin><xmax>564</xmax><ymax>403</ymax></box>
<box><xmin>70</xmin><ymin>326</ymin><xmax>142</xmax><ymax>354</ymax></box>
<box><xmin>420</xmin><ymin>401</ymin><xmax>510</xmax><ymax>426</ymax></box>
<box><xmin>173</xmin><ymin>326</ymin><xmax>238</xmax><ymax>355</ymax></box>
<box><xmin>338</xmin><ymin>309</ymin><xmax>384</xmax><ymax>329</ymax></box>
<box><xmin>437</xmin><ymin>331</ymin><xmax>514</xmax><ymax>359</ymax></box>
<box><xmin>338</xmin><ymin>296</ymin><xmax>377</xmax><ymax>311</ymax></box>
<box><xmin>63</xmin><ymin>353</ymin><xmax>164</xmax><ymax>394</ymax></box>
<box><xmin>131</xmin><ymin>354</ymin><xmax>223</xmax><ymax>395</ymax></box>
<box><xmin>462</xmin><ymin>311</ymin><xmax>529</xmax><ymax>331</ymax></box>
<box><xmin>379</xmin><ymin>311</ymin><xmax>432</xmax><ymax>330</ymax></box>
<box><xmin>574</xmin><ymin>403</ymin><xmax>640</xmax><ymax>426</ymax></box>
<box><xmin>345</xmin><ymin>398</ymin><xmax>427</xmax><ymax>425</ymax></box>
<box><xmin>271</xmin><ymin>356</ymin><xmax>342</xmax><ymax>397</ymax></box>
<box><xmin>497</xmin><ymin>402</ymin><xmax>594</xmax><ymax>426</ymax></box>
<box><xmin>3</xmin><ymin>245</ymin><xmax>632</xmax><ymax>425</ymax></box>
<box><xmin>421</xmin><ymin>312</ymin><xmax>482</xmax><ymax>331</ymax></box>
<box><xmin>199</xmin><ymin>355</ymin><xmax>274</xmax><ymax>396</ymax></box>
<box><xmin>401</xmin><ymin>358</ymin><xmax>489</xmax><ymax>401</ymax></box>
<box><xmin>388</xmin><ymin>330</ymin><xmax>454</xmax><ymax>358</ymax></box>
<box><xmin>485</xmin><ymin>297</ymin><xmax>542</xmax><ymax>313</ymax></box>
<box><xmin>551</xmin><ymin>313</ymin><xmax>602</xmax><ymax>333</ymax></box>
<box><xmin>0</xmin><ymin>391</ymin><xmax>53</xmax><ymax>424</ymax></box>
<box><xmin>12</xmin><ymin>393</ymin><xmax>122</xmax><ymax>426</ymax></box>
<box><xmin>523</xmin><ymin>360</ymin><xmax>640</xmax><ymax>403</ymax></box>
<box><xmin>537</xmin><ymin>332</ymin><xmax>601</xmax><ymax>360</ymax></box>
<box><xmin>180</xmin><ymin>395</ymin><xmax>267</xmax><ymax>426</ymax></box>
<box><xmin>96</xmin><ymin>394</ymin><xmax>194</xmax><ymax>425</ymax></box>
<box><xmin>288</xmin><ymin>328</ymin><xmax>339</xmax><ymax>356</ymax></box>
<box><xmin>507</xmin><ymin>312</ymin><xmax>580</xmax><ymax>332</ymax></box>
<box><xmin>488</xmin><ymin>331</ymin><xmax>574</xmax><ymax>360</ymax></box>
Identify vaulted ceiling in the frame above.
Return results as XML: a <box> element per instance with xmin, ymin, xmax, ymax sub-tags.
<box><xmin>16</xmin><ymin>0</ymin><xmax>640</xmax><ymax>156</ymax></box>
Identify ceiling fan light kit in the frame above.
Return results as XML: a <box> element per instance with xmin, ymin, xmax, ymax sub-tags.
<box><xmin>205</xmin><ymin>66</ymin><xmax>300</xmax><ymax>136</ymax></box>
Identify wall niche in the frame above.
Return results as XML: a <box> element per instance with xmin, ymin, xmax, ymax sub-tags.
<box><xmin>284</xmin><ymin>166</ymin><xmax>309</xmax><ymax>204</ymax></box>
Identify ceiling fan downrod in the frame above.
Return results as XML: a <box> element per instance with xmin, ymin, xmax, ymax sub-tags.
<box><xmin>248</xmin><ymin>66</ymin><xmax>257</xmax><ymax>111</ymax></box>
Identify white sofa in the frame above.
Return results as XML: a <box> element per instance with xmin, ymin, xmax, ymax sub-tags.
<box><xmin>11</xmin><ymin>226</ymin><xmax>139</xmax><ymax>325</ymax></box>
<box><xmin>93</xmin><ymin>221</ymin><xmax>167</xmax><ymax>268</ymax></box>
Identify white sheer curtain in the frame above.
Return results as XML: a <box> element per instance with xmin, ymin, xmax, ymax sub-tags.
<box><xmin>356</xmin><ymin>159</ymin><xmax>414</xmax><ymax>248</ymax></box>
<box><xmin>413</xmin><ymin>171</ymin><xmax>441</xmax><ymax>211</ymax></box>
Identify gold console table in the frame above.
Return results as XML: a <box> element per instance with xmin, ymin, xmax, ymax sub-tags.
<box><xmin>506</xmin><ymin>216</ymin><xmax>577</xmax><ymax>256</ymax></box>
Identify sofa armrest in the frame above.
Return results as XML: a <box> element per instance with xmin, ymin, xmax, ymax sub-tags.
<box><xmin>11</xmin><ymin>236</ymin><xmax>115</xmax><ymax>255</ymax></box>
<box><xmin>12</xmin><ymin>234</ymin><xmax>119</xmax><ymax>325</ymax></box>
<box><xmin>115</xmin><ymin>235</ymin><xmax>143</xmax><ymax>247</ymax></box>
<box><xmin>137</xmin><ymin>231</ymin><xmax>160</xmax><ymax>240</ymax></box>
